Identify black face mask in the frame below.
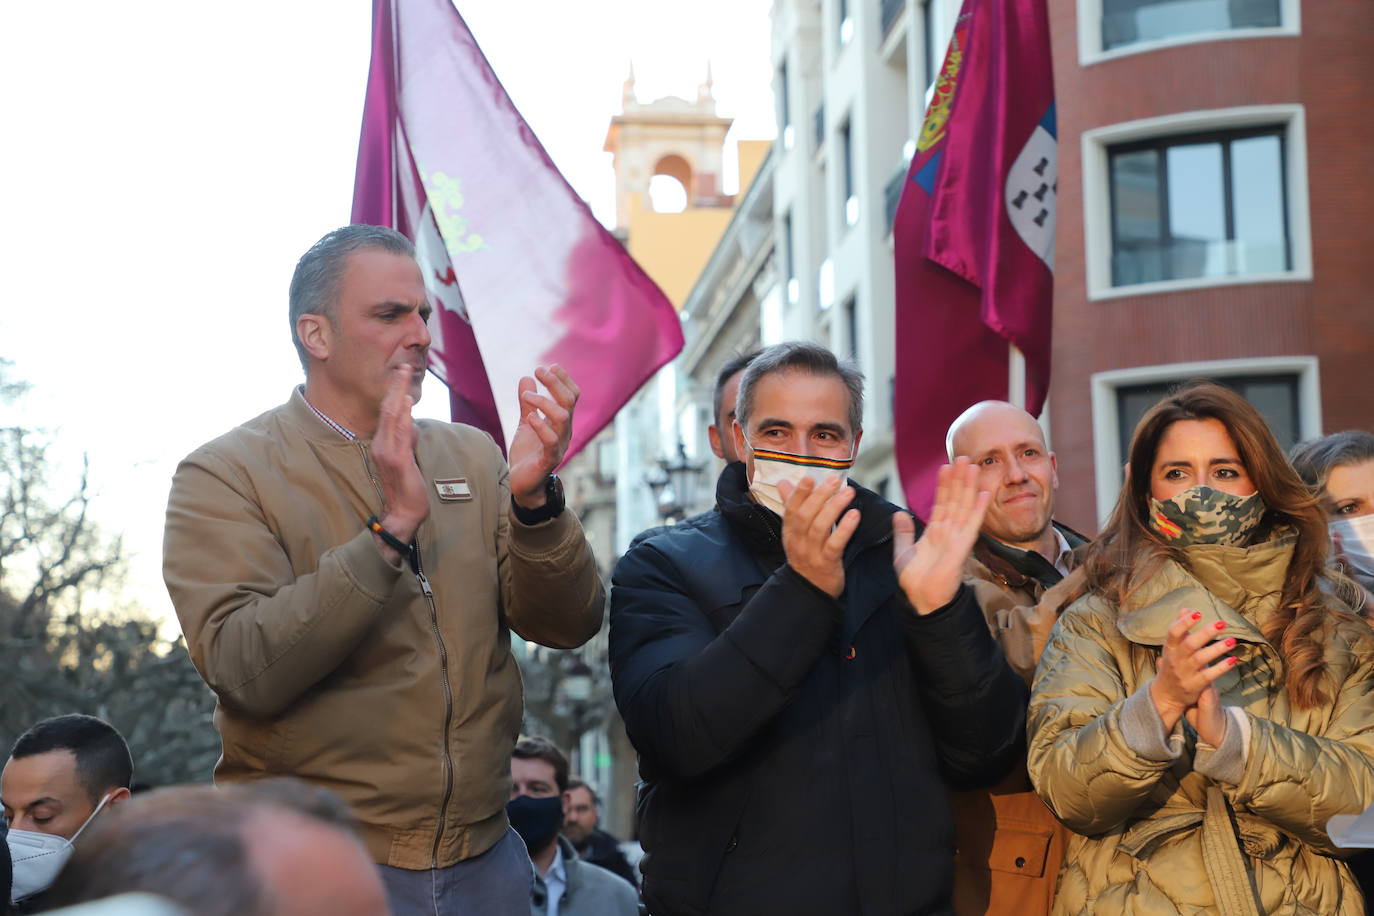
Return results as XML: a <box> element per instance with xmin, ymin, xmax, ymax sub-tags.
<box><xmin>507</xmin><ymin>794</ymin><xmax>564</xmax><ymax>853</ymax></box>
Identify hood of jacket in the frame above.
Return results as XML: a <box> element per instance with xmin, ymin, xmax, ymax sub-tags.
<box><xmin>1116</xmin><ymin>534</ymin><xmax>1296</xmax><ymax>651</ymax></box>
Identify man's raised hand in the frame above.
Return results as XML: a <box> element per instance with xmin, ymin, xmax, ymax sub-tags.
<box><xmin>509</xmin><ymin>364</ymin><xmax>579</xmax><ymax>509</ymax></box>
<box><xmin>371</xmin><ymin>365</ymin><xmax>429</xmax><ymax>561</ymax></box>
<box><xmin>777</xmin><ymin>476</ymin><xmax>861</xmax><ymax>598</ymax></box>
<box><xmin>892</xmin><ymin>458</ymin><xmax>992</xmax><ymax>615</ymax></box>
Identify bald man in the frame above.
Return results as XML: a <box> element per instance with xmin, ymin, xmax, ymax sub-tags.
<box><xmin>944</xmin><ymin>401</ymin><xmax>1087</xmax><ymax>916</ymax></box>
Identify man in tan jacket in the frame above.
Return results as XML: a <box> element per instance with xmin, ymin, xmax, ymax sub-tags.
<box><xmin>946</xmin><ymin>401</ymin><xmax>1086</xmax><ymax>915</ymax></box>
<box><xmin>163</xmin><ymin>225</ymin><xmax>604</xmax><ymax>916</ymax></box>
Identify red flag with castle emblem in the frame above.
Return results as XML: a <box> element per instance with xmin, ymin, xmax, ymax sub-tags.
<box><xmin>892</xmin><ymin>0</ymin><xmax>1056</xmax><ymax>517</ymax></box>
<box><xmin>352</xmin><ymin>0</ymin><xmax>682</xmax><ymax>458</ymax></box>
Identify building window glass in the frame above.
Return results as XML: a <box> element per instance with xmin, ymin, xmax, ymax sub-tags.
<box><xmin>922</xmin><ymin>0</ymin><xmax>938</xmax><ymax>90</ymax></box>
<box><xmin>778</xmin><ymin>59</ymin><xmax>794</xmax><ymax>150</ymax></box>
<box><xmin>843</xmin><ymin>295</ymin><xmax>859</xmax><ymax>363</ymax></box>
<box><xmin>1115</xmin><ymin>373</ymin><xmax>1300</xmax><ymax>463</ymax></box>
<box><xmin>881</xmin><ymin>0</ymin><xmax>904</xmax><ymax>38</ymax></box>
<box><xmin>818</xmin><ymin>258</ymin><xmax>835</xmax><ymax>311</ymax></box>
<box><xmin>841</xmin><ymin>118</ymin><xmax>859</xmax><ymax>226</ymax></box>
<box><xmin>784</xmin><ymin>212</ymin><xmax>798</xmax><ymax>305</ymax></box>
<box><xmin>1109</xmin><ymin>127</ymin><xmax>1288</xmax><ymax>287</ymax></box>
<box><xmin>761</xmin><ymin>283</ymin><xmax>785</xmax><ymax>346</ymax></box>
<box><xmin>839</xmin><ymin>0</ymin><xmax>855</xmax><ymax>44</ymax></box>
<box><xmin>884</xmin><ymin>164</ymin><xmax>906</xmax><ymax>234</ymax></box>
<box><xmin>1102</xmin><ymin>0</ymin><xmax>1281</xmax><ymax>51</ymax></box>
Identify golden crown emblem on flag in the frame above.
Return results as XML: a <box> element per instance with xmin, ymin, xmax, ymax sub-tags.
<box><xmin>918</xmin><ymin>16</ymin><xmax>971</xmax><ymax>153</ymax></box>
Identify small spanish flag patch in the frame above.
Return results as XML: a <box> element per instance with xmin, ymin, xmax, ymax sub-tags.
<box><xmin>1154</xmin><ymin>510</ymin><xmax>1182</xmax><ymax>539</ymax></box>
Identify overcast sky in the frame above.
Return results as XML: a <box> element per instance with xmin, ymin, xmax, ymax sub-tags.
<box><xmin>0</xmin><ymin>1</ymin><xmax>775</xmax><ymax>625</ymax></box>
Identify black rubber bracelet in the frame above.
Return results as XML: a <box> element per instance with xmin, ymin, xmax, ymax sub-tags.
<box><xmin>366</xmin><ymin>515</ymin><xmax>412</xmax><ymax>560</ymax></box>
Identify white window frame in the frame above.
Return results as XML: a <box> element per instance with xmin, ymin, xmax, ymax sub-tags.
<box><xmin>1082</xmin><ymin>104</ymin><xmax>1312</xmax><ymax>302</ymax></box>
<box><xmin>1077</xmin><ymin>0</ymin><xmax>1300</xmax><ymax>66</ymax></box>
<box><xmin>1089</xmin><ymin>356</ymin><xmax>1322</xmax><ymax>522</ymax></box>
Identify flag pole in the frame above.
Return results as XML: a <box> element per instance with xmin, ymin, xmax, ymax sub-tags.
<box><xmin>1008</xmin><ymin>343</ymin><xmax>1027</xmax><ymax>409</ymax></box>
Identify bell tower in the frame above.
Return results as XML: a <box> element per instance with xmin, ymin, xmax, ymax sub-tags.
<box><xmin>603</xmin><ymin>64</ymin><xmax>735</xmax><ymax>236</ymax></box>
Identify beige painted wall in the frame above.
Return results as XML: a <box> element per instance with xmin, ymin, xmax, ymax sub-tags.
<box><xmin>626</xmin><ymin>192</ymin><xmax>735</xmax><ymax>309</ymax></box>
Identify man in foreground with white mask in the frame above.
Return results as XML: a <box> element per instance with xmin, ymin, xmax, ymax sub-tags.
<box><xmin>608</xmin><ymin>342</ymin><xmax>1027</xmax><ymax>916</ymax></box>
<box><xmin>2</xmin><ymin>715</ymin><xmax>132</xmax><ymax>909</ymax></box>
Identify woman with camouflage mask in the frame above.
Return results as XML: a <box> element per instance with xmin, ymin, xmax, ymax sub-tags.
<box><xmin>1026</xmin><ymin>381</ymin><xmax>1374</xmax><ymax>915</ymax></box>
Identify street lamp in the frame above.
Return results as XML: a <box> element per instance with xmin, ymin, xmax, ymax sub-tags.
<box><xmin>664</xmin><ymin>442</ymin><xmax>704</xmax><ymax>519</ymax></box>
<box><xmin>555</xmin><ymin>654</ymin><xmax>601</xmax><ymax>775</ymax></box>
<box><xmin>646</xmin><ymin>441</ymin><xmax>704</xmax><ymax>523</ymax></box>
<box><xmin>644</xmin><ymin>464</ymin><xmax>671</xmax><ymax>517</ymax></box>
<box><xmin>559</xmin><ymin>656</ymin><xmax>595</xmax><ymax>705</ymax></box>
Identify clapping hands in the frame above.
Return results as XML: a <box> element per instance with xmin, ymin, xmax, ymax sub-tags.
<box><xmin>1149</xmin><ymin>608</ymin><xmax>1235</xmax><ymax>746</ymax></box>
<box><xmin>893</xmin><ymin>459</ymin><xmax>992</xmax><ymax>615</ymax></box>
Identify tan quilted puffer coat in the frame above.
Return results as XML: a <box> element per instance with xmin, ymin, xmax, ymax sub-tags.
<box><xmin>1028</xmin><ymin>535</ymin><xmax>1374</xmax><ymax>914</ymax></box>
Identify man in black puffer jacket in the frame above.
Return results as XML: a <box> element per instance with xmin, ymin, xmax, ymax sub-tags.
<box><xmin>609</xmin><ymin>342</ymin><xmax>1027</xmax><ymax>916</ymax></box>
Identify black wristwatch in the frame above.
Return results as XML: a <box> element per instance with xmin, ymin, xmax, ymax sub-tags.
<box><xmin>511</xmin><ymin>474</ymin><xmax>566</xmax><ymax>525</ymax></box>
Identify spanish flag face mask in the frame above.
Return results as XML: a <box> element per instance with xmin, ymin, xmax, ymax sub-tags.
<box><xmin>745</xmin><ymin>442</ymin><xmax>856</xmax><ymax>518</ymax></box>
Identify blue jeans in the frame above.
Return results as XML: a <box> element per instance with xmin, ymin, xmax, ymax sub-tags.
<box><xmin>378</xmin><ymin>827</ymin><xmax>533</xmax><ymax>915</ymax></box>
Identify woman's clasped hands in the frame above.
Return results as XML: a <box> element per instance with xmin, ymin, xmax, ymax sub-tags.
<box><xmin>1148</xmin><ymin>608</ymin><xmax>1238</xmax><ymax>747</ymax></box>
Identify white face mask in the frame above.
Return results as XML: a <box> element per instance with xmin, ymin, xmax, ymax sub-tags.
<box><xmin>8</xmin><ymin>792</ymin><xmax>111</xmax><ymax>902</ymax></box>
<box><xmin>745</xmin><ymin>442</ymin><xmax>856</xmax><ymax>517</ymax></box>
<box><xmin>1331</xmin><ymin>513</ymin><xmax>1374</xmax><ymax>580</ymax></box>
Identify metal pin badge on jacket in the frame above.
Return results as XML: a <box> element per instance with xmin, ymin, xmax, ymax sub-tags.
<box><xmin>434</xmin><ymin>478</ymin><xmax>472</xmax><ymax>501</ymax></box>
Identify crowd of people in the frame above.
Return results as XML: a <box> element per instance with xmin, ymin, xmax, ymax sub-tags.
<box><xmin>3</xmin><ymin>223</ymin><xmax>1373</xmax><ymax>914</ymax></box>
<box><xmin>0</xmin><ymin>716</ymin><xmax>637</xmax><ymax>915</ymax></box>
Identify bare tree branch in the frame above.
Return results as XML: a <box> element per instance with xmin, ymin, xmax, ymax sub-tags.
<box><xmin>0</xmin><ymin>363</ymin><xmax>219</xmax><ymax>786</ymax></box>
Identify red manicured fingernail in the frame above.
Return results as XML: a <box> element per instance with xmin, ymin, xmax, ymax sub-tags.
<box><xmin>1214</xmin><ymin>621</ymin><xmax>1226</xmax><ymax>630</ymax></box>
<box><xmin>1190</xmin><ymin>611</ymin><xmax>1202</xmax><ymax>621</ymax></box>
<box><xmin>1225</xmin><ymin>638</ymin><xmax>1236</xmax><ymax>648</ymax></box>
<box><xmin>1228</xmin><ymin>657</ymin><xmax>1239</xmax><ymax>667</ymax></box>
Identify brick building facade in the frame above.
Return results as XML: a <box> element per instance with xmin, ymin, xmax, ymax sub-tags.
<box><xmin>1047</xmin><ymin>0</ymin><xmax>1374</xmax><ymax>528</ymax></box>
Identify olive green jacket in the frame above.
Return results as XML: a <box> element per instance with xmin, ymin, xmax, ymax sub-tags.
<box><xmin>1028</xmin><ymin>536</ymin><xmax>1374</xmax><ymax>914</ymax></box>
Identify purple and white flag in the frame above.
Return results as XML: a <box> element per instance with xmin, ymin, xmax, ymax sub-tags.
<box><xmin>893</xmin><ymin>0</ymin><xmax>1056</xmax><ymax>516</ymax></box>
<box><xmin>352</xmin><ymin>0</ymin><xmax>682</xmax><ymax>458</ymax></box>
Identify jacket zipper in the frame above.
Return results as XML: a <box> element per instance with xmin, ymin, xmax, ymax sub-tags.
<box><xmin>356</xmin><ymin>442</ymin><xmax>456</xmax><ymax>868</ymax></box>
<box><xmin>413</xmin><ymin>542</ymin><xmax>456</xmax><ymax>868</ymax></box>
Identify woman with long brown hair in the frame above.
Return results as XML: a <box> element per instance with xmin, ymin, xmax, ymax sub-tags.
<box><xmin>1028</xmin><ymin>381</ymin><xmax>1374</xmax><ymax>914</ymax></box>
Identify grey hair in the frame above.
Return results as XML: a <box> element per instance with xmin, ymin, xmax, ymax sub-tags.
<box><xmin>288</xmin><ymin>224</ymin><xmax>416</xmax><ymax>373</ymax></box>
<box><xmin>1290</xmin><ymin>430</ymin><xmax>1374</xmax><ymax>493</ymax></box>
<box><xmin>735</xmin><ymin>342</ymin><xmax>865</xmax><ymax>436</ymax></box>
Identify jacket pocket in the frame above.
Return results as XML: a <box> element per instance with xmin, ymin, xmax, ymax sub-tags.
<box><xmin>986</xmin><ymin>828</ymin><xmax>1053</xmax><ymax>878</ymax></box>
